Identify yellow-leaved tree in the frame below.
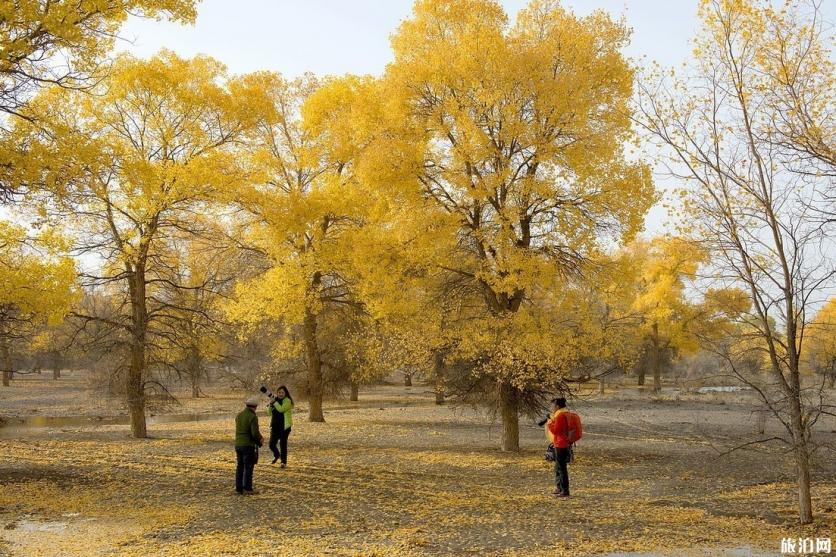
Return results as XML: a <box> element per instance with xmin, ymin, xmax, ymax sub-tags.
<box><xmin>10</xmin><ymin>51</ymin><xmax>257</xmax><ymax>437</ymax></box>
<box><xmin>0</xmin><ymin>0</ymin><xmax>199</xmax><ymax>199</ymax></box>
<box><xmin>626</xmin><ymin>237</ymin><xmax>708</xmax><ymax>392</ymax></box>
<box><xmin>806</xmin><ymin>298</ymin><xmax>836</xmax><ymax>389</ymax></box>
<box><xmin>226</xmin><ymin>73</ymin><xmax>382</xmax><ymax>422</ymax></box>
<box><xmin>358</xmin><ymin>0</ymin><xmax>656</xmax><ymax>450</ymax></box>
<box><xmin>751</xmin><ymin>0</ymin><xmax>835</xmax><ymax>177</ymax></box>
<box><xmin>0</xmin><ymin>221</ymin><xmax>76</xmax><ymax>386</ymax></box>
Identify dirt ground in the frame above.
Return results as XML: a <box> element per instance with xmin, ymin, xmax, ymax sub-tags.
<box><xmin>1</xmin><ymin>372</ymin><xmax>835</xmax><ymax>556</ymax></box>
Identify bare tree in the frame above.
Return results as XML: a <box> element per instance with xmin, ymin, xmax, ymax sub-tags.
<box><xmin>151</xmin><ymin>231</ymin><xmax>243</xmax><ymax>398</ymax></box>
<box><xmin>636</xmin><ymin>0</ymin><xmax>835</xmax><ymax>524</ymax></box>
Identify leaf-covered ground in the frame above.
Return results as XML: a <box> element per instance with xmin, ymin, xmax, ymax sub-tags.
<box><xmin>1</xmin><ymin>375</ymin><xmax>835</xmax><ymax>556</ymax></box>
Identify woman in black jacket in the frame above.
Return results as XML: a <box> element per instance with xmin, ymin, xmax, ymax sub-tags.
<box><xmin>267</xmin><ymin>385</ymin><xmax>294</xmax><ymax>467</ymax></box>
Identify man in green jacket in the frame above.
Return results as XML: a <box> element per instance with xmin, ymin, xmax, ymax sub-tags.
<box><xmin>235</xmin><ymin>397</ymin><xmax>264</xmax><ymax>495</ymax></box>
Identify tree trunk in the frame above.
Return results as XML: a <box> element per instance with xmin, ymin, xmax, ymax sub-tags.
<box><xmin>127</xmin><ymin>267</ymin><xmax>148</xmax><ymax>438</ymax></box>
<box><xmin>781</xmin><ymin>297</ymin><xmax>813</xmax><ymax>524</ymax></box>
<box><xmin>303</xmin><ymin>306</ymin><xmax>325</xmax><ymax>422</ymax></box>
<box><xmin>127</xmin><ymin>343</ymin><xmax>147</xmax><ymax>438</ymax></box>
<box><xmin>499</xmin><ymin>381</ymin><xmax>520</xmax><ymax>452</ymax></box>
<box><xmin>188</xmin><ymin>345</ymin><xmax>202</xmax><ymax>398</ymax></box>
<box><xmin>794</xmin><ymin>443</ymin><xmax>813</xmax><ymax>524</ymax></box>
<box><xmin>755</xmin><ymin>405</ymin><xmax>767</xmax><ymax>435</ymax></box>
<box><xmin>790</xmin><ymin>406</ymin><xmax>813</xmax><ymax>523</ymax></box>
<box><xmin>403</xmin><ymin>373</ymin><xmax>412</xmax><ymax>387</ymax></box>
<box><xmin>1</xmin><ymin>339</ymin><xmax>11</xmax><ymax>387</ymax></box>
<box><xmin>350</xmin><ymin>381</ymin><xmax>359</xmax><ymax>402</ymax></box>
<box><xmin>433</xmin><ymin>350</ymin><xmax>445</xmax><ymax>405</ymax></box>
<box><xmin>651</xmin><ymin>323</ymin><xmax>662</xmax><ymax>393</ymax></box>
<box><xmin>51</xmin><ymin>352</ymin><xmax>62</xmax><ymax>380</ymax></box>
<box><xmin>786</xmin><ymin>365</ymin><xmax>814</xmax><ymax>523</ymax></box>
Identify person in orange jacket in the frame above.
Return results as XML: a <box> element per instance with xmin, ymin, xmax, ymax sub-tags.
<box><xmin>545</xmin><ymin>397</ymin><xmax>571</xmax><ymax>497</ymax></box>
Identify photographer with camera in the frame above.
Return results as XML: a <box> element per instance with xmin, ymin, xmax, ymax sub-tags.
<box><xmin>234</xmin><ymin>397</ymin><xmax>264</xmax><ymax>495</ymax></box>
<box><xmin>262</xmin><ymin>385</ymin><xmax>294</xmax><ymax>468</ymax></box>
<box><xmin>543</xmin><ymin>397</ymin><xmax>582</xmax><ymax>498</ymax></box>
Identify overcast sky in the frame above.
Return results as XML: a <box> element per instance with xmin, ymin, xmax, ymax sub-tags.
<box><xmin>117</xmin><ymin>1</ymin><xmax>834</xmax><ymax>235</ymax></box>
<box><xmin>119</xmin><ymin>1</ymin><xmax>705</xmax><ymax>78</ymax></box>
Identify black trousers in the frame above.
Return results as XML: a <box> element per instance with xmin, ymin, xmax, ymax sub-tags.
<box><xmin>269</xmin><ymin>427</ymin><xmax>292</xmax><ymax>464</ymax></box>
<box><xmin>235</xmin><ymin>446</ymin><xmax>256</xmax><ymax>492</ymax></box>
<box><xmin>554</xmin><ymin>447</ymin><xmax>571</xmax><ymax>495</ymax></box>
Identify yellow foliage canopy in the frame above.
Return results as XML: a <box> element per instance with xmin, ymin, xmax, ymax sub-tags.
<box><xmin>0</xmin><ymin>221</ymin><xmax>77</xmax><ymax>340</ymax></box>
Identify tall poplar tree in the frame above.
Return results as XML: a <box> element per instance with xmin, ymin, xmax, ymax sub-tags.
<box><xmin>637</xmin><ymin>0</ymin><xmax>835</xmax><ymax>524</ymax></box>
<box><xmin>377</xmin><ymin>0</ymin><xmax>655</xmax><ymax>450</ymax></box>
<box><xmin>12</xmin><ymin>51</ymin><xmax>255</xmax><ymax>437</ymax></box>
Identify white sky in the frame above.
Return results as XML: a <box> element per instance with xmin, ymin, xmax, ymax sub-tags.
<box><xmin>119</xmin><ymin>1</ymin><xmax>702</xmax><ymax>78</ymax></box>
<box><xmin>116</xmin><ymin>1</ymin><xmax>835</xmax><ymax>236</ymax></box>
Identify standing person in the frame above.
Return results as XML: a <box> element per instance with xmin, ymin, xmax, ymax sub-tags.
<box><xmin>546</xmin><ymin>397</ymin><xmax>572</xmax><ymax>498</ymax></box>
<box><xmin>267</xmin><ymin>385</ymin><xmax>293</xmax><ymax>468</ymax></box>
<box><xmin>235</xmin><ymin>397</ymin><xmax>264</xmax><ymax>495</ymax></box>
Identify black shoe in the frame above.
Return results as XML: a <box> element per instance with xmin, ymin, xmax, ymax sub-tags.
<box><xmin>271</xmin><ymin>455</ymin><xmax>279</xmax><ymax>464</ymax></box>
<box><xmin>280</xmin><ymin>463</ymin><xmax>286</xmax><ymax>469</ymax></box>
<box><xmin>236</xmin><ymin>490</ymin><xmax>244</xmax><ymax>495</ymax></box>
